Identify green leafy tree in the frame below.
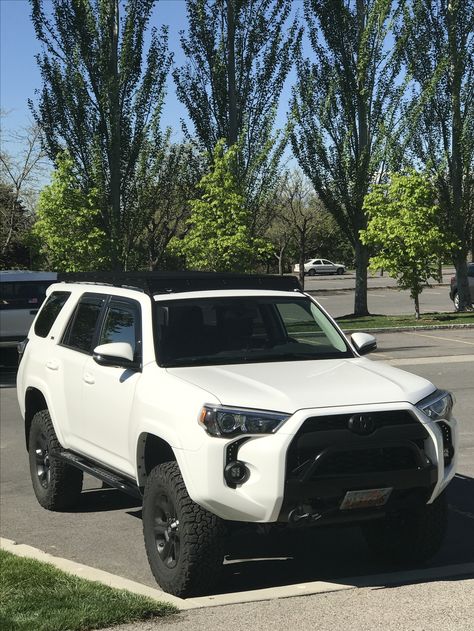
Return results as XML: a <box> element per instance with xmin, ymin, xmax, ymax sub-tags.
<box><xmin>34</xmin><ymin>153</ymin><xmax>108</xmax><ymax>271</ymax></box>
<box><xmin>174</xmin><ymin>140</ymin><xmax>269</xmax><ymax>272</ymax></box>
<box><xmin>291</xmin><ymin>0</ymin><xmax>405</xmax><ymax>315</ymax></box>
<box><xmin>360</xmin><ymin>172</ymin><xmax>454</xmax><ymax>318</ymax></box>
<box><xmin>174</xmin><ymin>0</ymin><xmax>300</xmax><ymax>235</ymax></box>
<box><xmin>397</xmin><ymin>0</ymin><xmax>474</xmax><ymax>310</ymax></box>
<box><xmin>30</xmin><ymin>0</ymin><xmax>172</xmax><ymax>269</ymax></box>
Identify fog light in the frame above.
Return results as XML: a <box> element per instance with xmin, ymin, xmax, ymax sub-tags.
<box><xmin>224</xmin><ymin>461</ymin><xmax>250</xmax><ymax>486</ymax></box>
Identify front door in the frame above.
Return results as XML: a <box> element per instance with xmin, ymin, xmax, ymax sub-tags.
<box><xmin>79</xmin><ymin>297</ymin><xmax>142</xmax><ymax>476</ymax></box>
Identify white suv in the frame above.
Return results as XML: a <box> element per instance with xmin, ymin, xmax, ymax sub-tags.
<box><xmin>17</xmin><ymin>272</ymin><xmax>457</xmax><ymax>597</ymax></box>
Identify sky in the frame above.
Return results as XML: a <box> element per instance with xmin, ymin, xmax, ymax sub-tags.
<box><xmin>0</xmin><ymin>0</ymin><xmax>300</xmax><ymax>155</ymax></box>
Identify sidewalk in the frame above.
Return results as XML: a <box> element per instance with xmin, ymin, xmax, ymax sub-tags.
<box><xmin>102</xmin><ymin>576</ymin><xmax>474</xmax><ymax>631</ymax></box>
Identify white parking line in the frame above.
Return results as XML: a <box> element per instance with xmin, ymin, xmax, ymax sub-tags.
<box><xmin>402</xmin><ymin>331</ymin><xmax>474</xmax><ymax>346</ymax></box>
<box><xmin>387</xmin><ymin>354</ymin><xmax>474</xmax><ymax>366</ymax></box>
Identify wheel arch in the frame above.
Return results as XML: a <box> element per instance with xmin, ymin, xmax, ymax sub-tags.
<box><xmin>24</xmin><ymin>387</ymin><xmax>48</xmax><ymax>449</ymax></box>
<box><xmin>136</xmin><ymin>432</ymin><xmax>177</xmax><ymax>488</ymax></box>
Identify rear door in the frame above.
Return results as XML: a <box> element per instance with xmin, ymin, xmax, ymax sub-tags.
<box><xmin>56</xmin><ymin>293</ymin><xmax>107</xmax><ymax>447</ymax></box>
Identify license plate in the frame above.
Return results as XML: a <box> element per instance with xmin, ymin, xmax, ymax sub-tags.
<box><xmin>340</xmin><ymin>487</ymin><xmax>393</xmax><ymax>510</ymax></box>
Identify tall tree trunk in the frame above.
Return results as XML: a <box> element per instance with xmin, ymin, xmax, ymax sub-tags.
<box><xmin>227</xmin><ymin>0</ymin><xmax>238</xmax><ymax>146</ymax></box>
<box><xmin>353</xmin><ymin>0</ymin><xmax>370</xmax><ymax>316</ymax></box>
<box><xmin>447</xmin><ymin>0</ymin><xmax>471</xmax><ymax>309</ymax></box>
<box><xmin>414</xmin><ymin>291</ymin><xmax>420</xmax><ymax>320</ymax></box>
<box><xmin>354</xmin><ymin>240</ymin><xmax>369</xmax><ymax>315</ymax></box>
<box><xmin>108</xmin><ymin>0</ymin><xmax>122</xmax><ymax>270</ymax></box>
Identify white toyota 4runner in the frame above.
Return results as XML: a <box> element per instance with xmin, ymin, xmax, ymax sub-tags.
<box><xmin>17</xmin><ymin>272</ymin><xmax>458</xmax><ymax>597</ymax></box>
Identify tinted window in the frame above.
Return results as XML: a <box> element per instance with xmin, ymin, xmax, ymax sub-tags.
<box><xmin>0</xmin><ymin>281</ymin><xmax>53</xmax><ymax>310</ymax></box>
<box><xmin>34</xmin><ymin>292</ymin><xmax>71</xmax><ymax>338</ymax></box>
<box><xmin>468</xmin><ymin>265</ymin><xmax>474</xmax><ymax>278</ymax></box>
<box><xmin>155</xmin><ymin>296</ymin><xmax>351</xmax><ymax>367</ymax></box>
<box><xmin>62</xmin><ymin>295</ymin><xmax>104</xmax><ymax>353</ymax></box>
<box><xmin>99</xmin><ymin>299</ymin><xmax>141</xmax><ymax>361</ymax></box>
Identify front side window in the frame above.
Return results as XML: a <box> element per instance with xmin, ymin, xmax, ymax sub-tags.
<box><xmin>155</xmin><ymin>296</ymin><xmax>352</xmax><ymax>367</ymax></box>
<box><xmin>98</xmin><ymin>299</ymin><xmax>141</xmax><ymax>362</ymax></box>
<box><xmin>62</xmin><ymin>295</ymin><xmax>105</xmax><ymax>353</ymax></box>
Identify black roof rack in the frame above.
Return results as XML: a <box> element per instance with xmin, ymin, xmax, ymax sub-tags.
<box><xmin>57</xmin><ymin>271</ymin><xmax>302</xmax><ymax>295</ymax></box>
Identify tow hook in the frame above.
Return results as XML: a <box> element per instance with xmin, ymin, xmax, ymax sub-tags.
<box><xmin>288</xmin><ymin>507</ymin><xmax>323</xmax><ymax>526</ymax></box>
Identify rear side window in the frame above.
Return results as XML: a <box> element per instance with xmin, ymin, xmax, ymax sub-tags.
<box><xmin>62</xmin><ymin>295</ymin><xmax>105</xmax><ymax>353</ymax></box>
<box><xmin>34</xmin><ymin>292</ymin><xmax>71</xmax><ymax>338</ymax></box>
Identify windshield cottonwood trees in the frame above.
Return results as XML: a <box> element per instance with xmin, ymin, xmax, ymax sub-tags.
<box><xmin>292</xmin><ymin>0</ymin><xmax>404</xmax><ymax>315</ymax></box>
<box><xmin>399</xmin><ymin>0</ymin><xmax>474</xmax><ymax>310</ymax></box>
<box><xmin>30</xmin><ymin>0</ymin><xmax>172</xmax><ymax>269</ymax></box>
<box><xmin>174</xmin><ymin>0</ymin><xmax>300</xmax><ymax>238</ymax></box>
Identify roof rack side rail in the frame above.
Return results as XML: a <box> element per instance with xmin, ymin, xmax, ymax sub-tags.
<box><xmin>57</xmin><ymin>272</ymin><xmax>302</xmax><ymax>295</ymax></box>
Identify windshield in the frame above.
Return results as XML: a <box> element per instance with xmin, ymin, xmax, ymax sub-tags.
<box><xmin>154</xmin><ymin>295</ymin><xmax>352</xmax><ymax>367</ymax></box>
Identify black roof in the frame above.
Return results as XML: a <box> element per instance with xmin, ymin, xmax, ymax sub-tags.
<box><xmin>57</xmin><ymin>271</ymin><xmax>302</xmax><ymax>295</ymax></box>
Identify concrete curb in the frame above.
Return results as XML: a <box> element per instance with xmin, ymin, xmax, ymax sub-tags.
<box><xmin>341</xmin><ymin>323</ymin><xmax>474</xmax><ymax>333</ymax></box>
<box><xmin>2</xmin><ymin>537</ymin><xmax>474</xmax><ymax>611</ymax></box>
<box><xmin>305</xmin><ymin>283</ymin><xmax>450</xmax><ymax>294</ymax></box>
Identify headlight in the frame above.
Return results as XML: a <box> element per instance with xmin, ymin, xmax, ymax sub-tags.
<box><xmin>417</xmin><ymin>389</ymin><xmax>454</xmax><ymax>421</ymax></box>
<box><xmin>199</xmin><ymin>405</ymin><xmax>289</xmax><ymax>437</ymax></box>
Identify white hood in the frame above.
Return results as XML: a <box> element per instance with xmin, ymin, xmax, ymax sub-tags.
<box><xmin>167</xmin><ymin>357</ymin><xmax>435</xmax><ymax>414</ymax></box>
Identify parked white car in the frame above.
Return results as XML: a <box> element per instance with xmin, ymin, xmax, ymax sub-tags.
<box><xmin>17</xmin><ymin>272</ymin><xmax>457</xmax><ymax>597</ymax></box>
<box><xmin>294</xmin><ymin>259</ymin><xmax>345</xmax><ymax>275</ymax></box>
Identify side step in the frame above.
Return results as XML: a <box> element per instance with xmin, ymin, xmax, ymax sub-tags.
<box><xmin>55</xmin><ymin>450</ymin><xmax>142</xmax><ymax>499</ymax></box>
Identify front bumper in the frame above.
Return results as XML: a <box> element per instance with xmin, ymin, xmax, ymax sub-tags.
<box><xmin>179</xmin><ymin>402</ymin><xmax>457</xmax><ymax>523</ymax></box>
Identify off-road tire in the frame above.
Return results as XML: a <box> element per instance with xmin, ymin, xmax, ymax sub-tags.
<box><xmin>28</xmin><ymin>409</ymin><xmax>83</xmax><ymax>510</ymax></box>
<box><xmin>362</xmin><ymin>492</ymin><xmax>448</xmax><ymax>564</ymax></box>
<box><xmin>143</xmin><ymin>462</ymin><xmax>226</xmax><ymax>597</ymax></box>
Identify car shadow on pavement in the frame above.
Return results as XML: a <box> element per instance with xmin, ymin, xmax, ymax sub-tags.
<box><xmin>213</xmin><ymin>474</ymin><xmax>474</xmax><ymax>595</ymax></box>
<box><xmin>72</xmin><ymin>487</ymin><xmax>141</xmax><ymax>513</ymax></box>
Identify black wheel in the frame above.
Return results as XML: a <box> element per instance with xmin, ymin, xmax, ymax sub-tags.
<box><xmin>28</xmin><ymin>410</ymin><xmax>83</xmax><ymax>511</ymax></box>
<box><xmin>453</xmin><ymin>292</ymin><xmax>460</xmax><ymax>311</ymax></box>
<box><xmin>362</xmin><ymin>492</ymin><xmax>448</xmax><ymax>564</ymax></box>
<box><xmin>337</xmin><ymin>267</ymin><xmax>344</xmax><ymax>275</ymax></box>
<box><xmin>308</xmin><ymin>268</ymin><xmax>316</xmax><ymax>276</ymax></box>
<box><xmin>143</xmin><ymin>462</ymin><xmax>226</xmax><ymax>597</ymax></box>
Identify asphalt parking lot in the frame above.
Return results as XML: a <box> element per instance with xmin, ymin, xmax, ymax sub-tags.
<box><xmin>1</xmin><ymin>328</ymin><xmax>473</xmax><ymax>600</ymax></box>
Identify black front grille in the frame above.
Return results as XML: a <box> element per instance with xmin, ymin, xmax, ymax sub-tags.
<box><xmin>287</xmin><ymin>410</ymin><xmax>429</xmax><ymax>481</ymax></box>
<box><xmin>313</xmin><ymin>446</ymin><xmax>418</xmax><ymax>476</ymax></box>
<box><xmin>300</xmin><ymin>410</ymin><xmax>417</xmax><ymax>433</ymax></box>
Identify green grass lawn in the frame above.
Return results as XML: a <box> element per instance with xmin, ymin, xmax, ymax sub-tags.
<box><xmin>0</xmin><ymin>549</ymin><xmax>177</xmax><ymax>631</ymax></box>
<box><xmin>336</xmin><ymin>311</ymin><xmax>474</xmax><ymax>331</ymax></box>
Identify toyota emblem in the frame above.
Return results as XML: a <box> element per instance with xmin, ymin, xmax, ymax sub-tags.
<box><xmin>348</xmin><ymin>414</ymin><xmax>376</xmax><ymax>435</ymax></box>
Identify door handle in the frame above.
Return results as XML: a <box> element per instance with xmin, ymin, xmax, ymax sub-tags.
<box><xmin>46</xmin><ymin>360</ymin><xmax>59</xmax><ymax>371</ymax></box>
<box><xmin>83</xmin><ymin>372</ymin><xmax>95</xmax><ymax>385</ymax></box>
